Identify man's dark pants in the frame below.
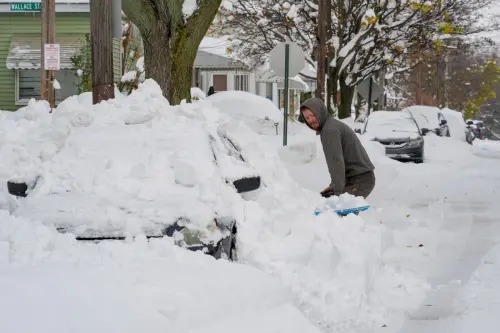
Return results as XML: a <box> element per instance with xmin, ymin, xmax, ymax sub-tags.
<box><xmin>342</xmin><ymin>171</ymin><xmax>376</xmax><ymax>199</ymax></box>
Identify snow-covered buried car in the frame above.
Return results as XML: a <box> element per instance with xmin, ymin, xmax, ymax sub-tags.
<box><xmin>3</xmin><ymin>80</ymin><xmax>261</xmax><ymax>261</ymax></box>
<box><xmin>404</xmin><ymin>106</ymin><xmax>450</xmax><ymax>137</ymax></box>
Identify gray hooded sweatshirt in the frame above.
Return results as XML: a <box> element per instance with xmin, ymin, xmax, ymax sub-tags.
<box><xmin>300</xmin><ymin>98</ymin><xmax>375</xmax><ymax>195</ymax></box>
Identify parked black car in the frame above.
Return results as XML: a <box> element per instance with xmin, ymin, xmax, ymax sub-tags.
<box><xmin>356</xmin><ymin>111</ymin><xmax>426</xmax><ymax>163</ymax></box>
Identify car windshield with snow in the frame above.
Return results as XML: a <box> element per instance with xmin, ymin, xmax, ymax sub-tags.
<box><xmin>358</xmin><ymin>111</ymin><xmax>425</xmax><ymax>163</ymax></box>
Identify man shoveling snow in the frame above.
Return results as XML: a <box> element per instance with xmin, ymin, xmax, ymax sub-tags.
<box><xmin>299</xmin><ymin>98</ymin><xmax>376</xmax><ymax>199</ymax></box>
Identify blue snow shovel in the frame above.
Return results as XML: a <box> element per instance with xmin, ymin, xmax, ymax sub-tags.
<box><xmin>314</xmin><ymin>205</ymin><xmax>371</xmax><ymax>216</ymax></box>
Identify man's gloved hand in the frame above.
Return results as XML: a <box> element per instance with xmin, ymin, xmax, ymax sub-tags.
<box><xmin>320</xmin><ymin>185</ymin><xmax>334</xmax><ymax>198</ymax></box>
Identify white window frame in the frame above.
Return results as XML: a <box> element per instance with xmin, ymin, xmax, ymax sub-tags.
<box><xmin>234</xmin><ymin>74</ymin><xmax>249</xmax><ymax>92</ymax></box>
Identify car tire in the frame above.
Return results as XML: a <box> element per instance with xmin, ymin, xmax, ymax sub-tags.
<box><xmin>415</xmin><ymin>159</ymin><xmax>424</xmax><ymax>164</ymax></box>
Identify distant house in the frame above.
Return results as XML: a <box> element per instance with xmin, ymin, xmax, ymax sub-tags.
<box><xmin>196</xmin><ymin>36</ymin><xmax>313</xmax><ymax>113</ymax></box>
<box><xmin>194</xmin><ymin>38</ymin><xmax>257</xmax><ymax>95</ymax></box>
<box><xmin>0</xmin><ymin>0</ymin><xmax>120</xmax><ymax>111</ymax></box>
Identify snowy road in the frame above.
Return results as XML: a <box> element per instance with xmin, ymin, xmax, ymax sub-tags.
<box><xmin>279</xmin><ymin>131</ymin><xmax>500</xmax><ymax>331</ymax></box>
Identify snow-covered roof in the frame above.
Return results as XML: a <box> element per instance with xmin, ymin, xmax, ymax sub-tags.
<box><xmin>195</xmin><ymin>50</ymin><xmax>248</xmax><ymax>69</ymax></box>
<box><xmin>6</xmin><ymin>35</ymin><xmax>85</xmax><ymax>70</ymax></box>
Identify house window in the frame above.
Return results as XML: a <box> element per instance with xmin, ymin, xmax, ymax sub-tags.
<box><xmin>17</xmin><ymin>69</ymin><xmax>79</xmax><ymax>105</ymax></box>
<box><xmin>234</xmin><ymin>74</ymin><xmax>249</xmax><ymax>91</ymax></box>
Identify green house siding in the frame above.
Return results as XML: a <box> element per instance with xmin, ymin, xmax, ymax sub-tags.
<box><xmin>0</xmin><ymin>12</ymin><xmax>122</xmax><ymax>111</ymax></box>
<box><xmin>0</xmin><ymin>13</ymin><xmax>89</xmax><ymax>111</ymax></box>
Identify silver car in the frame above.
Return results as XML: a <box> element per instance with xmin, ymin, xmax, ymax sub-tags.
<box><xmin>356</xmin><ymin>111</ymin><xmax>426</xmax><ymax>163</ymax></box>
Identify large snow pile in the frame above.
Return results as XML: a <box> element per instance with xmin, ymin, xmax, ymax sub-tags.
<box><xmin>0</xmin><ymin>81</ymin><xmax>429</xmax><ymax>333</ymax></box>
<box><xmin>206</xmin><ymin>91</ymin><xmax>283</xmax><ymax>136</ymax></box>
<box><xmin>1</xmin><ymin>81</ymin><xmax>249</xmax><ymax>241</ymax></box>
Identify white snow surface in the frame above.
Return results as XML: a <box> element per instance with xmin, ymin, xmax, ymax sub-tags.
<box><xmin>206</xmin><ymin>91</ymin><xmax>283</xmax><ymax>135</ymax></box>
<box><xmin>2</xmin><ymin>83</ymin><xmax>500</xmax><ymax>333</ymax></box>
<box><xmin>472</xmin><ymin>140</ymin><xmax>500</xmax><ymax>159</ymax></box>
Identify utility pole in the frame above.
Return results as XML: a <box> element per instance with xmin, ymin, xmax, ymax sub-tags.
<box><xmin>316</xmin><ymin>0</ymin><xmax>327</xmax><ymax>101</ymax></box>
<box><xmin>90</xmin><ymin>0</ymin><xmax>115</xmax><ymax>104</ymax></box>
<box><xmin>40</xmin><ymin>0</ymin><xmax>56</xmax><ymax>108</ymax></box>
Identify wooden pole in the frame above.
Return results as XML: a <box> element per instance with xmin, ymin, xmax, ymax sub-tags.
<box><xmin>91</xmin><ymin>0</ymin><xmax>115</xmax><ymax>104</ymax></box>
<box><xmin>316</xmin><ymin>0</ymin><xmax>327</xmax><ymax>101</ymax></box>
<box><xmin>47</xmin><ymin>0</ymin><xmax>56</xmax><ymax>108</ymax></box>
<box><xmin>40</xmin><ymin>0</ymin><xmax>47</xmax><ymax>101</ymax></box>
<box><xmin>40</xmin><ymin>0</ymin><xmax>56</xmax><ymax>107</ymax></box>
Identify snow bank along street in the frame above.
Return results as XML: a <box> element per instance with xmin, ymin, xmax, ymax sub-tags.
<box><xmin>1</xmin><ymin>82</ymin><xmax>500</xmax><ymax>333</ymax></box>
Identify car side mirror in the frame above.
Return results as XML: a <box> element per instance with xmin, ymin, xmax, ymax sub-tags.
<box><xmin>421</xmin><ymin>128</ymin><xmax>429</xmax><ymax>136</ymax></box>
<box><xmin>354</xmin><ymin>128</ymin><xmax>361</xmax><ymax>134</ymax></box>
<box><xmin>440</xmin><ymin>119</ymin><xmax>447</xmax><ymax>125</ymax></box>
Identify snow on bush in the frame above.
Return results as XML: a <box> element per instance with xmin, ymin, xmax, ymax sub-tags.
<box><xmin>119</xmin><ymin>56</ymin><xmax>146</xmax><ymax>95</ymax></box>
<box><xmin>191</xmin><ymin>87</ymin><xmax>206</xmax><ymax>100</ymax></box>
<box><xmin>0</xmin><ymin>81</ymin><xmax>429</xmax><ymax>332</ymax></box>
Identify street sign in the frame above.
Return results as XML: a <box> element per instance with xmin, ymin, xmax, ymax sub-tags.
<box><xmin>269</xmin><ymin>42</ymin><xmax>305</xmax><ymax>147</ymax></box>
<box><xmin>44</xmin><ymin>43</ymin><xmax>60</xmax><ymax>71</ymax></box>
<box><xmin>269</xmin><ymin>42</ymin><xmax>305</xmax><ymax>78</ymax></box>
<box><xmin>10</xmin><ymin>2</ymin><xmax>41</xmax><ymax>11</ymax></box>
<box><xmin>357</xmin><ymin>76</ymin><xmax>385</xmax><ymax>102</ymax></box>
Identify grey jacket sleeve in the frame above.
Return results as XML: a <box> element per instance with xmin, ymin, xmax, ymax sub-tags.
<box><xmin>320</xmin><ymin>127</ymin><xmax>346</xmax><ymax>195</ymax></box>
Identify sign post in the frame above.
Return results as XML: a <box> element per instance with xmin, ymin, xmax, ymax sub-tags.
<box><xmin>283</xmin><ymin>44</ymin><xmax>290</xmax><ymax>146</ymax></box>
<box><xmin>269</xmin><ymin>41</ymin><xmax>305</xmax><ymax>146</ymax></box>
<box><xmin>357</xmin><ymin>76</ymin><xmax>385</xmax><ymax>115</ymax></box>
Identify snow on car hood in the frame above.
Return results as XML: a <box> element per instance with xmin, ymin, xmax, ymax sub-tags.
<box><xmin>2</xmin><ymin>80</ymin><xmax>250</xmax><ymax>238</ymax></box>
<box><xmin>365</xmin><ymin>130</ymin><xmax>421</xmax><ymax>141</ymax></box>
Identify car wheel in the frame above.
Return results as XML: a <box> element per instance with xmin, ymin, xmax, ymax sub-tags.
<box><xmin>415</xmin><ymin>159</ymin><xmax>424</xmax><ymax>164</ymax></box>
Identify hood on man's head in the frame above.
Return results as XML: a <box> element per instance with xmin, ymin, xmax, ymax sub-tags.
<box><xmin>299</xmin><ymin>98</ymin><xmax>329</xmax><ymax>130</ymax></box>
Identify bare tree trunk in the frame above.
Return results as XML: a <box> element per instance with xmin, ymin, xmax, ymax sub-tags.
<box><xmin>338</xmin><ymin>74</ymin><xmax>354</xmax><ymax>119</ymax></box>
<box><xmin>91</xmin><ymin>0</ymin><xmax>115</xmax><ymax>104</ymax></box>
<box><xmin>123</xmin><ymin>0</ymin><xmax>222</xmax><ymax>105</ymax></box>
<box><xmin>142</xmin><ymin>28</ymin><xmax>195</xmax><ymax>104</ymax></box>
<box><xmin>316</xmin><ymin>0</ymin><xmax>327</xmax><ymax>100</ymax></box>
<box><xmin>325</xmin><ymin>0</ymin><xmax>336</xmax><ymax>115</ymax></box>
